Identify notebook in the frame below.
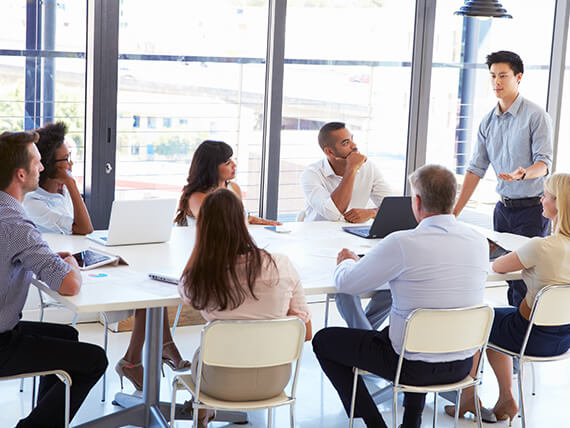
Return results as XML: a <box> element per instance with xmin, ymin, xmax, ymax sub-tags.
<box><xmin>342</xmin><ymin>196</ymin><xmax>418</xmax><ymax>239</ymax></box>
<box><xmin>87</xmin><ymin>198</ymin><xmax>177</xmax><ymax>246</ymax></box>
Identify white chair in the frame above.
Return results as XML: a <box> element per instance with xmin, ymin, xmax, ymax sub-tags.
<box><xmin>349</xmin><ymin>304</ymin><xmax>494</xmax><ymax>428</ymax></box>
<box><xmin>295</xmin><ymin>209</ymin><xmax>306</xmax><ymax>222</ymax></box>
<box><xmin>5</xmin><ymin>369</ymin><xmax>72</xmax><ymax>428</ymax></box>
<box><xmin>487</xmin><ymin>284</ymin><xmax>570</xmax><ymax>428</ymax></box>
<box><xmin>170</xmin><ymin>317</ymin><xmax>306</xmax><ymax>428</ymax></box>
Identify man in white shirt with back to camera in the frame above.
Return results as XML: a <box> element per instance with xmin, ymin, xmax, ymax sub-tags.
<box><xmin>300</xmin><ymin>121</ymin><xmax>393</xmax><ymax>331</ymax></box>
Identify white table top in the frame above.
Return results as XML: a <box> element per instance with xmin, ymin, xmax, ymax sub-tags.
<box><xmin>39</xmin><ymin>221</ymin><xmax>529</xmax><ymax>312</ymax></box>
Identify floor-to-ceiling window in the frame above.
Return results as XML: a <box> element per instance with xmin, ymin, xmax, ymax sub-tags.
<box><xmin>556</xmin><ymin>28</ymin><xmax>570</xmax><ymax>173</ymax></box>
<box><xmin>277</xmin><ymin>0</ymin><xmax>416</xmax><ymax>220</ymax></box>
<box><xmin>0</xmin><ymin>0</ymin><xmax>87</xmax><ymax>191</ymax></box>
<box><xmin>2</xmin><ymin>1</ymin><xmax>568</xmax><ymax>226</ymax></box>
<box><xmin>426</xmin><ymin>0</ymin><xmax>556</xmax><ymax>221</ymax></box>
<box><xmin>115</xmin><ymin>0</ymin><xmax>268</xmax><ymax>216</ymax></box>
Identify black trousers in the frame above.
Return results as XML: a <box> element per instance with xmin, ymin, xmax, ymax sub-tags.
<box><xmin>313</xmin><ymin>327</ymin><xmax>472</xmax><ymax>428</ymax></box>
<box><xmin>0</xmin><ymin>321</ymin><xmax>108</xmax><ymax>428</ymax></box>
<box><xmin>493</xmin><ymin>202</ymin><xmax>550</xmax><ymax>307</ymax></box>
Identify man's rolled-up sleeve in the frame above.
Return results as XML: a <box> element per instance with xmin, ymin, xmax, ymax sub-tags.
<box><xmin>530</xmin><ymin>111</ymin><xmax>553</xmax><ymax>171</ymax></box>
<box><xmin>467</xmin><ymin>121</ymin><xmax>491</xmax><ymax>178</ymax></box>
<box><xmin>12</xmin><ymin>223</ymin><xmax>71</xmax><ymax>292</ymax></box>
<box><xmin>300</xmin><ymin>168</ymin><xmax>343</xmax><ymax>220</ymax></box>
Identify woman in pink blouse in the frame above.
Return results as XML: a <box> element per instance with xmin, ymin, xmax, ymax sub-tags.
<box><xmin>178</xmin><ymin>189</ymin><xmax>311</xmax><ymax>423</ymax></box>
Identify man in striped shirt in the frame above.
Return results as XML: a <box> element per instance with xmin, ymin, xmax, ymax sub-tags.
<box><xmin>0</xmin><ymin>130</ymin><xmax>107</xmax><ymax>428</ymax></box>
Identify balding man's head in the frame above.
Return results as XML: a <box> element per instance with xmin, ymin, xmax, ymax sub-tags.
<box><xmin>408</xmin><ymin>165</ymin><xmax>457</xmax><ymax>214</ymax></box>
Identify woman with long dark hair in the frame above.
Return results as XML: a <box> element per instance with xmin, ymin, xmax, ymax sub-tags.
<box><xmin>174</xmin><ymin>140</ymin><xmax>281</xmax><ymax>226</ymax></box>
<box><xmin>178</xmin><ymin>188</ymin><xmax>311</xmax><ymax>423</ymax></box>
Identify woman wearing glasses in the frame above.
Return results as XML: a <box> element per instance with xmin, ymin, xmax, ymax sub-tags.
<box><xmin>23</xmin><ymin>122</ymin><xmax>190</xmax><ymax>391</ymax></box>
<box><xmin>23</xmin><ymin>121</ymin><xmax>93</xmax><ymax>235</ymax></box>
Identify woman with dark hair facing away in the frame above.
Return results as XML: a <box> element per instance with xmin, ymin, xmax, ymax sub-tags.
<box><xmin>174</xmin><ymin>140</ymin><xmax>281</xmax><ymax>225</ymax></box>
<box><xmin>23</xmin><ymin>123</ymin><xmax>189</xmax><ymax>391</ymax></box>
<box><xmin>178</xmin><ymin>188</ymin><xmax>312</xmax><ymax>425</ymax></box>
<box><xmin>445</xmin><ymin>173</ymin><xmax>570</xmax><ymax>423</ymax></box>
<box><xmin>23</xmin><ymin>121</ymin><xmax>93</xmax><ymax>235</ymax></box>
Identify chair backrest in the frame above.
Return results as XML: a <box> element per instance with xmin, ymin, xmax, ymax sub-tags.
<box><xmin>199</xmin><ymin>317</ymin><xmax>306</xmax><ymax>368</ymax></box>
<box><xmin>530</xmin><ymin>284</ymin><xmax>570</xmax><ymax>326</ymax></box>
<box><xmin>402</xmin><ymin>305</ymin><xmax>494</xmax><ymax>354</ymax></box>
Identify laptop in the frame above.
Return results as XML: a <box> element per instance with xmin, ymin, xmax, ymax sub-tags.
<box><xmin>342</xmin><ymin>196</ymin><xmax>418</xmax><ymax>239</ymax></box>
<box><xmin>87</xmin><ymin>198</ymin><xmax>177</xmax><ymax>246</ymax></box>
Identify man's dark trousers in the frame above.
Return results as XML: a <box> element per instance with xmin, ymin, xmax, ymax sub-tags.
<box><xmin>494</xmin><ymin>201</ymin><xmax>549</xmax><ymax>306</ymax></box>
<box><xmin>313</xmin><ymin>326</ymin><xmax>472</xmax><ymax>428</ymax></box>
<box><xmin>0</xmin><ymin>321</ymin><xmax>108</xmax><ymax>428</ymax></box>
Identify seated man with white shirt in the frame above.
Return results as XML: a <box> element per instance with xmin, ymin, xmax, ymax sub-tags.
<box><xmin>312</xmin><ymin>165</ymin><xmax>489</xmax><ymax>428</ymax></box>
<box><xmin>300</xmin><ymin>121</ymin><xmax>392</xmax><ymax>330</ymax></box>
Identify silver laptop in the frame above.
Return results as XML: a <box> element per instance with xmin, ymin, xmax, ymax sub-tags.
<box><xmin>87</xmin><ymin>198</ymin><xmax>177</xmax><ymax>246</ymax></box>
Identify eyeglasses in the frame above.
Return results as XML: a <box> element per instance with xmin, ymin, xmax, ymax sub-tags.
<box><xmin>54</xmin><ymin>153</ymin><xmax>72</xmax><ymax>164</ymax></box>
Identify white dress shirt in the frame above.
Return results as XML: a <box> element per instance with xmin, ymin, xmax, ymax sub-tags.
<box><xmin>300</xmin><ymin>158</ymin><xmax>392</xmax><ymax>222</ymax></box>
<box><xmin>23</xmin><ymin>186</ymin><xmax>74</xmax><ymax>234</ymax></box>
<box><xmin>334</xmin><ymin>214</ymin><xmax>489</xmax><ymax>362</ymax></box>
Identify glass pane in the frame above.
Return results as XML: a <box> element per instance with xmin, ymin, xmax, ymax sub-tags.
<box><xmin>427</xmin><ymin>0</ymin><xmax>555</xmax><ymax>223</ymax></box>
<box><xmin>116</xmin><ymin>0</ymin><xmax>268</xmax><ymax>215</ymax></box>
<box><xmin>0</xmin><ymin>0</ymin><xmax>86</xmax><ymax>191</ymax></box>
<box><xmin>555</xmin><ymin>32</ymin><xmax>570</xmax><ymax>173</ymax></box>
<box><xmin>279</xmin><ymin>0</ymin><xmax>415</xmax><ymax>220</ymax></box>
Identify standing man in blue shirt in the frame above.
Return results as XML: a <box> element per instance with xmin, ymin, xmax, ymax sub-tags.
<box><xmin>453</xmin><ymin>50</ymin><xmax>553</xmax><ymax>307</ymax></box>
<box><xmin>0</xmin><ymin>130</ymin><xmax>107</xmax><ymax>428</ymax></box>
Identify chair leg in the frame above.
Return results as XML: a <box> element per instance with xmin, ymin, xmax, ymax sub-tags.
<box><xmin>432</xmin><ymin>392</ymin><xmax>438</xmax><ymax>428</ymax></box>
<box><xmin>172</xmin><ymin>304</ymin><xmax>183</xmax><ymax>336</ymax></box>
<box><xmin>64</xmin><ymin>378</ymin><xmax>70</xmax><ymax>428</ymax></box>
<box><xmin>454</xmin><ymin>389</ymin><xmax>461</xmax><ymax>427</ymax></box>
<box><xmin>518</xmin><ymin>362</ymin><xmax>526</xmax><ymax>428</ymax></box>
<box><xmin>170</xmin><ymin>379</ymin><xmax>178</xmax><ymax>428</ymax></box>
<box><xmin>72</xmin><ymin>313</ymin><xmax>78</xmax><ymax>328</ymax></box>
<box><xmin>324</xmin><ymin>294</ymin><xmax>331</xmax><ymax>328</ymax></box>
<box><xmin>32</xmin><ymin>376</ymin><xmax>37</xmax><ymax>408</ymax></box>
<box><xmin>268</xmin><ymin>407</ymin><xmax>273</xmax><ymax>428</ymax></box>
<box><xmin>19</xmin><ymin>377</ymin><xmax>24</xmax><ymax>393</ymax></box>
<box><xmin>192</xmin><ymin>399</ymin><xmax>199</xmax><ymax>428</ymax></box>
<box><xmin>289</xmin><ymin>403</ymin><xmax>295</xmax><ymax>428</ymax></box>
<box><xmin>530</xmin><ymin>362</ymin><xmax>536</xmax><ymax>396</ymax></box>
<box><xmin>473</xmin><ymin>384</ymin><xmax>483</xmax><ymax>428</ymax></box>
<box><xmin>392</xmin><ymin>389</ymin><xmax>398</xmax><ymax>428</ymax></box>
<box><xmin>349</xmin><ymin>368</ymin><xmax>359</xmax><ymax>428</ymax></box>
<box><xmin>101</xmin><ymin>312</ymin><xmax>109</xmax><ymax>402</ymax></box>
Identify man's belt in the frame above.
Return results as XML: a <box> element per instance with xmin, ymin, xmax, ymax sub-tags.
<box><xmin>500</xmin><ymin>196</ymin><xmax>542</xmax><ymax>208</ymax></box>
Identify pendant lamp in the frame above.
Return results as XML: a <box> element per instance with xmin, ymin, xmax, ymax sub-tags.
<box><xmin>454</xmin><ymin>0</ymin><xmax>512</xmax><ymax>19</ymax></box>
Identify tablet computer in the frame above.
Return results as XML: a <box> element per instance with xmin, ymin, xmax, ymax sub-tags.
<box><xmin>72</xmin><ymin>249</ymin><xmax>118</xmax><ymax>271</ymax></box>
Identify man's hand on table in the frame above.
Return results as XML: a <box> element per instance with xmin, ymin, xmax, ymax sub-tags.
<box><xmin>343</xmin><ymin>208</ymin><xmax>376</xmax><ymax>223</ymax></box>
<box><xmin>337</xmin><ymin>248</ymin><xmax>360</xmax><ymax>265</ymax></box>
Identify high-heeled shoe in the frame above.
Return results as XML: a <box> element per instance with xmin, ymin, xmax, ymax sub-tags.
<box><xmin>162</xmin><ymin>340</ymin><xmax>191</xmax><ymax>372</ymax></box>
<box><xmin>493</xmin><ymin>399</ymin><xmax>518</xmax><ymax>426</ymax></box>
<box><xmin>444</xmin><ymin>401</ymin><xmax>497</xmax><ymax>423</ymax></box>
<box><xmin>115</xmin><ymin>359</ymin><xmax>143</xmax><ymax>391</ymax></box>
<box><xmin>198</xmin><ymin>409</ymin><xmax>216</xmax><ymax>427</ymax></box>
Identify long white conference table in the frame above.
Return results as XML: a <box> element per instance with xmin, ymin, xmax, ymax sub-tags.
<box><xmin>34</xmin><ymin>221</ymin><xmax>527</xmax><ymax>427</ymax></box>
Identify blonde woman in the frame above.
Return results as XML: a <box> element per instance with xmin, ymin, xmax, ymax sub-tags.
<box><xmin>446</xmin><ymin>173</ymin><xmax>570</xmax><ymax>423</ymax></box>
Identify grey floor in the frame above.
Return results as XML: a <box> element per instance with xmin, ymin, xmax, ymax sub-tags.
<box><xmin>2</xmin><ymin>288</ymin><xmax>569</xmax><ymax>428</ymax></box>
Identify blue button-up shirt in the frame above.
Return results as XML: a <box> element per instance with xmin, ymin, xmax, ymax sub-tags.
<box><xmin>467</xmin><ymin>95</ymin><xmax>553</xmax><ymax>199</ymax></box>
<box><xmin>334</xmin><ymin>214</ymin><xmax>489</xmax><ymax>362</ymax></box>
<box><xmin>0</xmin><ymin>191</ymin><xmax>70</xmax><ymax>333</ymax></box>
